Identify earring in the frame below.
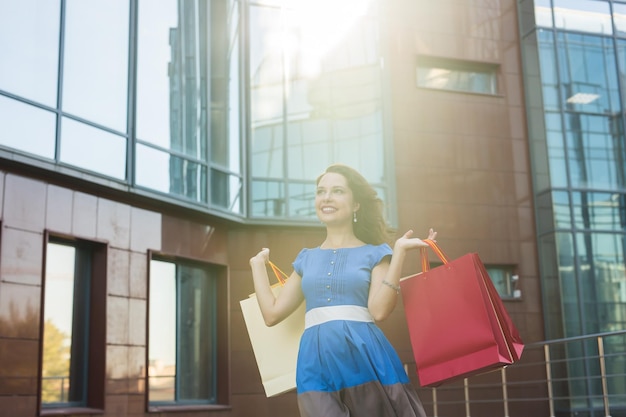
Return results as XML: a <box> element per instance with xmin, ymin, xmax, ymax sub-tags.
<box><xmin>353</xmin><ymin>211</ymin><xmax>357</xmax><ymax>223</ymax></box>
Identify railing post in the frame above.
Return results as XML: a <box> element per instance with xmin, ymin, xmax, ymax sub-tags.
<box><xmin>432</xmin><ymin>387</ymin><xmax>438</xmax><ymax>417</ymax></box>
<box><xmin>501</xmin><ymin>367</ymin><xmax>509</xmax><ymax>417</ymax></box>
<box><xmin>464</xmin><ymin>378</ymin><xmax>471</xmax><ymax>417</ymax></box>
<box><xmin>597</xmin><ymin>336</ymin><xmax>612</xmax><ymax>417</ymax></box>
<box><xmin>544</xmin><ymin>344</ymin><xmax>556</xmax><ymax>417</ymax></box>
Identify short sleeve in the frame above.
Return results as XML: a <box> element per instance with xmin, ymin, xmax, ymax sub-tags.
<box><xmin>371</xmin><ymin>243</ymin><xmax>393</xmax><ymax>268</ymax></box>
<box><xmin>292</xmin><ymin>248</ymin><xmax>309</xmax><ymax>276</ymax></box>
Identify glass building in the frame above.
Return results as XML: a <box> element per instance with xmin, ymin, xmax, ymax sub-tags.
<box><xmin>0</xmin><ymin>0</ymin><xmax>393</xmax><ymax>224</ymax></box>
<box><xmin>519</xmin><ymin>0</ymin><xmax>626</xmax><ymax>413</ymax></box>
<box><xmin>0</xmin><ymin>0</ymin><xmax>398</xmax><ymax>414</ymax></box>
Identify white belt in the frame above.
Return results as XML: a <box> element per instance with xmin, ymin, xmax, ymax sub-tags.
<box><xmin>305</xmin><ymin>305</ymin><xmax>374</xmax><ymax>329</ymax></box>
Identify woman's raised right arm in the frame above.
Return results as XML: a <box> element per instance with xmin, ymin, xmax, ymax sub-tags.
<box><xmin>249</xmin><ymin>248</ymin><xmax>305</xmax><ymax>326</ymax></box>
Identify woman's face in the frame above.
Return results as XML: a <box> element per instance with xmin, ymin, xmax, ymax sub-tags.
<box><xmin>315</xmin><ymin>172</ymin><xmax>359</xmax><ymax>225</ymax></box>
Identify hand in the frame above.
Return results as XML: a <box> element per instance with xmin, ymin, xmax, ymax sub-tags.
<box><xmin>394</xmin><ymin>228</ymin><xmax>437</xmax><ymax>253</ymax></box>
<box><xmin>250</xmin><ymin>247</ymin><xmax>270</xmax><ymax>266</ymax></box>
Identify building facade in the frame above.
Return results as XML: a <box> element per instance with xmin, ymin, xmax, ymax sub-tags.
<box><xmin>0</xmin><ymin>0</ymin><xmax>621</xmax><ymax>416</ymax></box>
<box><xmin>519</xmin><ymin>0</ymin><xmax>626</xmax><ymax>414</ymax></box>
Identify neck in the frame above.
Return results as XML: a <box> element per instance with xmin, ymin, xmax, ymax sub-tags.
<box><xmin>321</xmin><ymin>226</ymin><xmax>362</xmax><ymax>249</ymax></box>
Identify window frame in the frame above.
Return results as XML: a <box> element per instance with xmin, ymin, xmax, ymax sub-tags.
<box><xmin>37</xmin><ymin>232</ymin><xmax>107</xmax><ymax>415</ymax></box>
<box><xmin>416</xmin><ymin>55</ymin><xmax>500</xmax><ymax>96</ymax></box>
<box><xmin>146</xmin><ymin>251</ymin><xmax>230</xmax><ymax>412</ymax></box>
<box><xmin>485</xmin><ymin>265</ymin><xmax>520</xmax><ymax>299</ymax></box>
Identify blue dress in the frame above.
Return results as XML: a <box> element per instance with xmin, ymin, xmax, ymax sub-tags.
<box><xmin>293</xmin><ymin>244</ymin><xmax>427</xmax><ymax>417</ymax></box>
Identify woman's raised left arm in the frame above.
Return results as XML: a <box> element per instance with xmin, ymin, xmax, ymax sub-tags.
<box><xmin>368</xmin><ymin>228</ymin><xmax>436</xmax><ymax>321</ymax></box>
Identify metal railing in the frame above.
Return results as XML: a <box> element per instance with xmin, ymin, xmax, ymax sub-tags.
<box><xmin>414</xmin><ymin>330</ymin><xmax>626</xmax><ymax>417</ymax></box>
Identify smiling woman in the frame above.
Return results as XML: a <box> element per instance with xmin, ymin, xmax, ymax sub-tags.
<box><xmin>250</xmin><ymin>164</ymin><xmax>436</xmax><ymax>417</ymax></box>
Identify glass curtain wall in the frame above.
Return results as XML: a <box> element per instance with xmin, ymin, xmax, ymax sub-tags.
<box><xmin>519</xmin><ymin>0</ymin><xmax>626</xmax><ymax>414</ymax></box>
<box><xmin>0</xmin><ymin>0</ymin><xmax>396</xmax><ymax>223</ymax></box>
<box><xmin>247</xmin><ymin>0</ymin><xmax>393</xmax><ymax>221</ymax></box>
<box><xmin>0</xmin><ymin>0</ymin><xmax>242</xmax><ymax>215</ymax></box>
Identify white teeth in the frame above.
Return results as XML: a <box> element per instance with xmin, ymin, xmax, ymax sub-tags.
<box><xmin>321</xmin><ymin>207</ymin><xmax>336</xmax><ymax>213</ymax></box>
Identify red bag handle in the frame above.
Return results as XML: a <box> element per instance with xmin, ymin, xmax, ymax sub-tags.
<box><xmin>268</xmin><ymin>261</ymin><xmax>289</xmax><ymax>286</ymax></box>
<box><xmin>420</xmin><ymin>239</ymin><xmax>450</xmax><ymax>272</ymax></box>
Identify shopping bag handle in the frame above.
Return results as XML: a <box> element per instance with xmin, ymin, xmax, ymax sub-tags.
<box><xmin>268</xmin><ymin>261</ymin><xmax>289</xmax><ymax>286</ymax></box>
<box><xmin>420</xmin><ymin>239</ymin><xmax>450</xmax><ymax>272</ymax></box>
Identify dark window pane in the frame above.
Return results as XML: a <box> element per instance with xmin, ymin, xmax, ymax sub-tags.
<box><xmin>210</xmin><ymin>169</ymin><xmax>242</xmax><ymax>213</ymax></box>
<box><xmin>178</xmin><ymin>265</ymin><xmax>216</xmax><ymax>401</ymax></box>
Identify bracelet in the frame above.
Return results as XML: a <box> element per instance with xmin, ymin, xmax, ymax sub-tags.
<box><xmin>382</xmin><ymin>279</ymin><xmax>401</xmax><ymax>293</ymax></box>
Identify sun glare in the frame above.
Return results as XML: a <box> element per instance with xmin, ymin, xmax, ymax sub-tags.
<box><xmin>283</xmin><ymin>0</ymin><xmax>373</xmax><ymax>78</ymax></box>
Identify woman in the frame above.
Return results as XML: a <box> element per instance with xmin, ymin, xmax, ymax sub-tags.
<box><xmin>249</xmin><ymin>164</ymin><xmax>435</xmax><ymax>417</ymax></box>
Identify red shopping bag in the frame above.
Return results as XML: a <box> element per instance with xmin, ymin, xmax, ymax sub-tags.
<box><xmin>399</xmin><ymin>240</ymin><xmax>524</xmax><ymax>387</ymax></box>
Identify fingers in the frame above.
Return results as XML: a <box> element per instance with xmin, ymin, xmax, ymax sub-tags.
<box><xmin>250</xmin><ymin>247</ymin><xmax>270</xmax><ymax>266</ymax></box>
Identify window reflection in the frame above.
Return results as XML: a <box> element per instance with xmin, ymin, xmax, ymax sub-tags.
<box><xmin>62</xmin><ymin>0</ymin><xmax>129</xmax><ymax>132</ymax></box>
<box><xmin>149</xmin><ymin>259</ymin><xmax>217</xmax><ymax>404</ymax></box>
<box><xmin>485</xmin><ymin>266</ymin><xmax>518</xmax><ymax>298</ymax></box>
<box><xmin>564</xmin><ymin>113</ymin><xmax>624</xmax><ymax>190</ymax></box>
<box><xmin>135</xmin><ymin>0</ymin><xmax>237</xmax><ymax>210</ymax></box>
<box><xmin>210</xmin><ymin>170</ymin><xmax>242</xmax><ymax>212</ymax></box>
<box><xmin>42</xmin><ymin>244</ymin><xmax>78</xmax><ymax>404</ymax></box>
<box><xmin>553</xmin><ymin>0</ymin><xmax>612</xmax><ymax>35</ymax></box>
<box><xmin>42</xmin><ymin>241</ymin><xmax>92</xmax><ymax>406</ymax></box>
<box><xmin>149</xmin><ymin>261</ymin><xmax>176</xmax><ymax>402</ymax></box>
<box><xmin>576</xmin><ymin>232</ymin><xmax>626</xmax><ymax>332</ymax></box>
<box><xmin>136</xmin><ymin>0</ymin><xmax>207</xmax><ymax>159</ymax></box>
<box><xmin>615</xmin><ymin>4</ymin><xmax>626</xmax><ymax>38</ymax></box>
<box><xmin>545</xmin><ymin>112</ymin><xmax>568</xmax><ymax>188</ymax></box>
<box><xmin>572</xmin><ymin>192</ymin><xmax>626</xmax><ymax>231</ymax></box>
<box><xmin>0</xmin><ymin>96</ymin><xmax>56</xmax><ymax>159</ymax></box>
<box><xmin>534</xmin><ymin>0</ymin><xmax>553</xmax><ymax>28</ymax></box>
<box><xmin>553</xmin><ymin>191</ymin><xmax>572</xmax><ymax>229</ymax></box>
<box><xmin>0</xmin><ymin>0</ymin><xmax>60</xmax><ymax>106</ymax></box>
<box><xmin>557</xmin><ymin>33</ymin><xmax>620</xmax><ymax>114</ymax></box>
<box><xmin>60</xmin><ymin>118</ymin><xmax>127</xmax><ymax>180</ymax></box>
<box><xmin>136</xmin><ymin>143</ymin><xmax>207</xmax><ymax>203</ymax></box>
<box><xmin>249</xmin><ymin>0</ymin><xmax>391</xmax><ymax>219</ymax></box>
<box><xmin>417</xmin><ymin>57</ymin><xmax>498</xmax><ymax>95</ymax></box>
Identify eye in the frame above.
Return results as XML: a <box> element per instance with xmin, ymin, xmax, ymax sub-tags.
<box><xmin>333</xmin><ymin>188</ymin><xmax>344</xmax><ymax>194</ymax></box>
<box><xmin>316</xmin><ymin>189</ymin><xmax>325</xmax><ymax>195</ymax></box>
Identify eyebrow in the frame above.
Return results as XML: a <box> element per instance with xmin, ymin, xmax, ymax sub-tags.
<box><xmin>317</xmin><ymin>185</ymin><xmax>346</xmax><ymax>190</ymax></box>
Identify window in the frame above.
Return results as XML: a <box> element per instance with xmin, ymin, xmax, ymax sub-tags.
<box><xmin>40</xmin><ymin>237</ymin><xmax>106</xmax><ymax>412</ymax></box>
<box><xmin>148</xmin><ymin>257</ymin><xmax>223</xmax><ymax>407</ymax></box>
<box><xmin>248</xmin><ymin>0</ymin><xmax>394</xmax><ymax>222</ymax></box>
<box><xmin>135</xmin><ymin>0</ymin><xmax>242</xmax><ymax>212</ymax></box>
<box><xmin>485</xmin><ymin>265</ymin><xmax>520</xmax><ymax>299</ymax></box>
<box><xmin>417</xmin><ymin>56</ymin><xmax>499</xmax><ymax>95</ymax></box>
<box><xmin>0</xmin><ymin>0</ymin><xmax>242</xmax><ymax>216</ymax></box>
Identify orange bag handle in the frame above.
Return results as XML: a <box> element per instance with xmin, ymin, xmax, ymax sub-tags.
<box><xmin>420</xmin><ymin>239</ymin><xmax>450</xmax><ymax>272</ymax></box>
<box><xmin>268</xmin><ymin>261</ymin><xmax>289</xmax><ymax>286</ymax></box>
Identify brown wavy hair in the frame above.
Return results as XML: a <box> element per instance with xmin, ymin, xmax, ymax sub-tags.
<box><xmin>317</xmin><ymin>164</ymin><xmax>392</xmax><ymax>245</ymax></box>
